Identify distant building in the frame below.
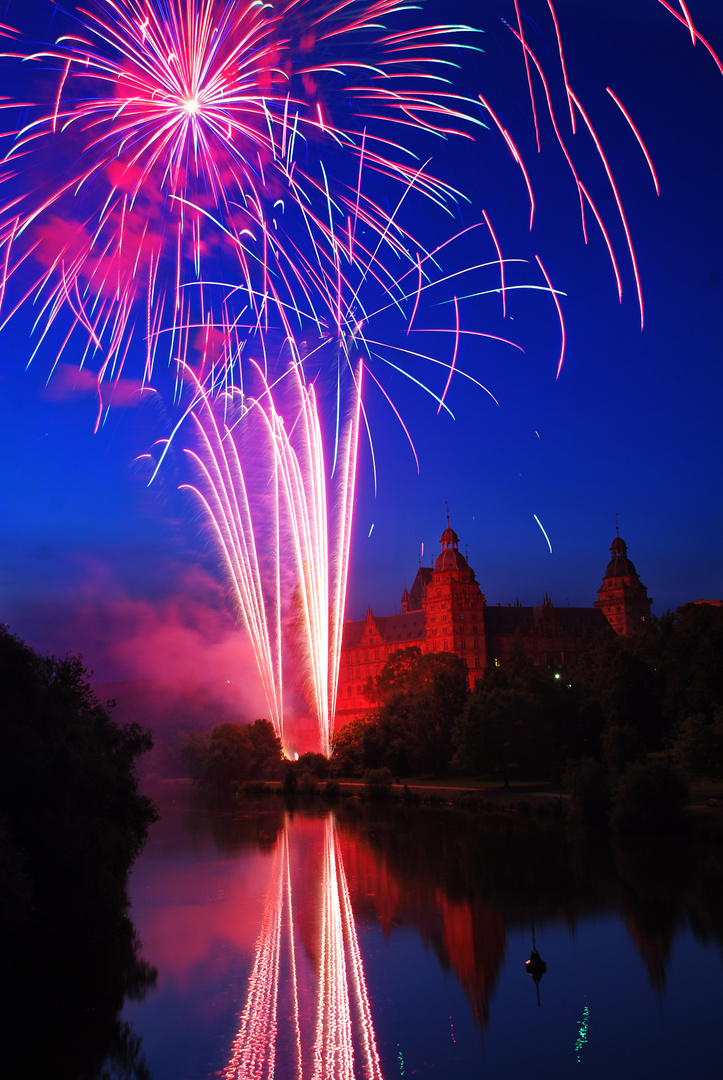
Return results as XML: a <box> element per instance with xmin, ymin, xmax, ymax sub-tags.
<box><xmin>594</xmin><ymin>527</ymin><xmax>653</xmax><ymax>635</ymax></box>
<box><xmin>335</xmin><ymin>520</ymin><xmax>652</xmax><ymax>725</ymax></box>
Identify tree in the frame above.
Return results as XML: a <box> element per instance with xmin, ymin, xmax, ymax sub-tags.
<box><xmin>602</xmin><ymin>723</ymin><xmax>646</xmax><ymax>779</ymax></box>
<box><xmin>0</xmin><ymin>628</ymin><xmax>157</xmax><ymax>903</ymax></box>
<box><xmin>364</xmin><ymin>648</ymin><xmax>469</xmax><ymax>775</ymax></box>
<box><xmin>331</xmin><ymin>714</ymin><xmax>376</xmax><ymax>776</ymax></box>
<box><xmin>248</xmin><ymin>718</ymin><xmax>284</xmax><ymax>778</ymax></box>
<box><xmin>180</xmin><ymin>730</ymin><xmax>212</xmax><ymax>781</ymax></box>
<box><xmin>204</xmin><ymin>722</ymin><xmax>255</xmax><ymax>788</ymax></box>
<box><xmin>452</xmin><ymin>683</ymin><xmax>549</xmax><ymax>785</ymax></box>
<box><xmin>658</xmin><ymin>603</ymin><xmax>723</xmax><ymax>726</ymax></box>
<box><xmin>574</xmin><ymin>631</ymin><xmax>665</xmax><ymax>752</ymax></box>
<box><xmin>452</xmin><ymin>643</ymin><xmax>565</xmax><ymax>783</ymax></box>
<box><xmin>0</xmin><ymin>628</ymin><xmax>158</xmax><ymax>1080</ymax></box>
<box><xmin>181</xmin><ymin>718</ymin><xmax>284</xmax><ymax>786</ymax></box>
<box><xmin>670</xmin><ymin>709</ymin><xmax>723</xmax><ymax>781</ymax></box>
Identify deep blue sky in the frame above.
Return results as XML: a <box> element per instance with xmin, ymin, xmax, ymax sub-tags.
<box><xmin>2</xmin><ymin>0</ymin><xmax>722</xmax><ymax>690</ymax></box>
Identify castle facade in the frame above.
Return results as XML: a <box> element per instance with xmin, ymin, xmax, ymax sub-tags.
<box><xmin>336</xmin><ymin>521</ymin><xmax>652</xmax><ymax>725</ymax></box>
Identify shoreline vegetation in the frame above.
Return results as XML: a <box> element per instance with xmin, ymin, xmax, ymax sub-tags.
<box><xmin>0</xmin><ymin>627</ymin><xmax>158</xmax><ymax>1080</ymax></box>
<box><xmin>162</xmin><ymin>773</ymin><xmax>723</xmax><ymax>838</ymax></box>
<box><xmin>177</xmin><ymin>601</ymin><xmax>723</xmax><ymax>837</ymax></box>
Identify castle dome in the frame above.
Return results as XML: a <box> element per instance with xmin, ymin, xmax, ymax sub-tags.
<box><xmin>440</xmin><ymin>524</ymin><xmax>459</xmax><ymax>547</ymax></box>
<box><xmin>434</xmin><ymin>517</ymin><xmax>473</xmax><ymax>574</ymax></box>
<box><xmin>434</xmin><ymin>546</ymin><xmax>470</xmax><ymax>572</ymax></box>
<box><xmin>605</xmin><ymin>532</ymin><xmax>638</xmax><ymax>578</ymax></box>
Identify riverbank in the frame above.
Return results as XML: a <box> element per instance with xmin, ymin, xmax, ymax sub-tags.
<box><xmin>158</xmin><ymin>775</ymin><xmax>723</xmax><ymax>833</ymax></box>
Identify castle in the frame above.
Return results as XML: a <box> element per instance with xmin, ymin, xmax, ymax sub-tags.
<box><xmin>335</xmin><ymin>521</ymin><xmax>652</xmax><ymax>724</ymax></box>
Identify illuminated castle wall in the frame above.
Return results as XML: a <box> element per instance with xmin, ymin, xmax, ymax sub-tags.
<box><xmin>336</xmin><ymin>521</ymin><xmax>652</xmax><ymax>724</ymax></box>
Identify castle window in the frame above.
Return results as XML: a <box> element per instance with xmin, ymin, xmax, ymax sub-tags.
<box><xmin>458</xmin><ymin>613</ymin><xmax>464</xmax><ymax>621</ymax></box>
<box><xmin>443</xmin><ymin>640</ymin><xmax>448</xmax><ymax>650</ymax></box>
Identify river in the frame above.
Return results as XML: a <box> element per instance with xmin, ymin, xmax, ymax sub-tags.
<box><xmin>120</xmin><ymin>782</ymin><xmax>723</xmax><ymax>1079</ymax></box>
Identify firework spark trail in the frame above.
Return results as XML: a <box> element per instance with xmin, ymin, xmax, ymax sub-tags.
<box><xmin>0</xmin><ymin>0</ymin><xmax>482</xmax><ymax>396</ymax></box>
<box><xmin>178</xmin><ymin>355</ymin><xmax>361</xmax><ymax>752</ymax></box>
<box><xmin>257</xmin><ymin>359</ymin><xmax>362</xmax><ymax>755</ymax></box>
<box><xmin>327</xmin><ymin>367</ymin><xmax>363</xmax><ymax>749</ymax></box>
<box><xmin>1</xmin><ymin>0</ymin><xmax>719</xmax><ymax>395</ymax></box>
<box><xmin>481</xmin><ymin>0</ymin><xmax>720</xmax><ymax>337</ymax></box>
<box><xmin>179</xmin><ymin>373</ymin><xmax>285</xmax><ymax>738</ymax></box>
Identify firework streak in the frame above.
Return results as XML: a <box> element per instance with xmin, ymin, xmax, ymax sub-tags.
<box><xmin>170</xmin><ymin>359</ymin><xmax>361</xmax><ymax>752</ymax></box>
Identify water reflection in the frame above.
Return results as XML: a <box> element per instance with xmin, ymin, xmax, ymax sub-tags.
<box><xmin>225</xmin><ymin>815</ymin><xmax>383</xmax><ymax>1080</ymax></box>
<box><xmin>1</xmin><ymin>889</ymin><xmax>156</xmax><ymax>1080</ymax></box>
<box><xmin>124</xmin><ymin>790</ymin><xmax>723</xmax><ymax>1080</ymax></box>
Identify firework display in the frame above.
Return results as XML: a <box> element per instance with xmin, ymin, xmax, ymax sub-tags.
<box><xmin>2</xmin><ymin>1</ymin><xmax>719</xmax><ymax>750</ymax></box>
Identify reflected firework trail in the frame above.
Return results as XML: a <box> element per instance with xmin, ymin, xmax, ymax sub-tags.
<box><xmin>314</xmin><ymin>817</ymin><xmax>383</xmax><ymax>1080</ymax></box>
<box><xmin>225</xmin><ymin>815</ymin><xmax>383</xmax><ymax>1080</ymax></box>
<box><xmin>170</xmin><ymin>359</ymin><xmax>362</xmax><ymax>751</ymax></box>
<box><xmin>225</xmin><ymin>825</ymin><xmax>303</xmax><ymax>1080</ymax></box>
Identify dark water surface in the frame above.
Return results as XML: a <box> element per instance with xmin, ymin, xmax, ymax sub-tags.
<box><xmin>120</xmin><ymin>784</ymin><xmax>723</xmax><ymax>1080</ymax></box>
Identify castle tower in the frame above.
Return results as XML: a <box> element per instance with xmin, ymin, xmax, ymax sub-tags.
<box><xmin>422</xmin><ymin>518</ymin><xmax>487</xmax><ymax>685</ymax></box>
<box><xmin>595</xmin><ymin>528</ymin><xmax>652</xmax><ymax>635</ymax></box>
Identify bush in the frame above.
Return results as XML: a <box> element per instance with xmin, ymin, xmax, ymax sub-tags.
<box><xmin>322</xmin><ymin>779</ymin><xmax>341</xmax><ymax>800</ymax></box>
<box><xmin>610</xmin><ymin>761</ymin><xmax>689</xmax><ymax>834</ymax></box>
<box><xmin>364</xmin><ymin>767</ymin><xmax>394</xmax><ymax>798</ymax></box>
<box><xmin>295</xmin><ymin>752</ymin><xmax>330</xmax><ymax>779</ymax></box>
<box><xmin>282</xmin><ymin>767</ymin><xmax>298</xmax><ymax>797</ymax></box>
<box><xmin>242</xmin><ymin>780</ymin><xmax>269</xmax><ymax>795</ymax></box>
<box><xmin>297</xmin><ymin>770</ymin><xmax>319</xmax><ymax>796</ymax></box>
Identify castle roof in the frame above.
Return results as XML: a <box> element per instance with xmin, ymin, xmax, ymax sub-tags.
<box><xmin>434</xmin><ymin>516</ymin><xmax>475</xmax><ymax>575</ymax></box>
<box><xmin>406</xmin><ymin>566</ymin><xmax>433</xmax><ymax>610</ymax></box>
<box><xmin>604</xmin><ymin>533</ymin><xmax>640</xmax><ymax>579</ymax></box>
<box><xmin>484</xmin><ymin>604</ymin><xmax>608</xmax><ymax>638</ymax></box>
<box><xmin>342</xmin><ymin>610</ymin><xmax>426</xmax><ymax>649</ymax></box>
<box><xmin>434</xmin><ymin>546</ymin><xmax>471</xmax><ymax>573</ymax></box>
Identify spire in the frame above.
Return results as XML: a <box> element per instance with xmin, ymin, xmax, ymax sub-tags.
<box><xmin>439</xmin><ymin>512</ymin><xmax>459</xmax><ymax>550</ymax></box>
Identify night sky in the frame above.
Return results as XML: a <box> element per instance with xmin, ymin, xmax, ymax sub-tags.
<box><xmin>2</xmin><ymin>0</ymin><xmax>722</xmax><ymax>706</ymax></box>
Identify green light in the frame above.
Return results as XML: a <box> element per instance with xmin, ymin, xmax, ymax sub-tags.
<box><xmin>575</xmin><ymin>997</ymin><xmax>589</xmax><ymax>1062</ymax></box>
